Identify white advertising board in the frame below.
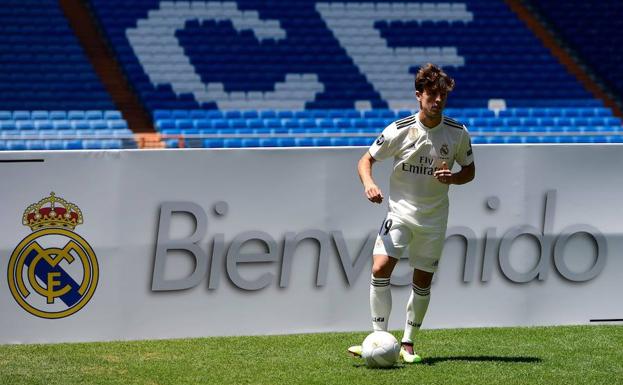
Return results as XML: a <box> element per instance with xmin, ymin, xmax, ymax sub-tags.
<box><xmin>0</xmin><ymin>145</ymin><xmax>621</xmax><ymax>344</ymax></box>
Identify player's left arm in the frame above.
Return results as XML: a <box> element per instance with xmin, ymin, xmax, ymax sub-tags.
<box><xmin>449</xmin><ymin>161</ymin><xmax>475</xmax><ymax>185</ymax></box>
<box><xmin>434</xmin><ymin>129</ymin><xmax>475</xmax><ymax>185</ymax></box>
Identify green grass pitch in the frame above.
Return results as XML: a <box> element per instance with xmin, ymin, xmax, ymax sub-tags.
<box><xmin>0</xmin><ymin>325</ymin><xmax>621</xmax><ymax>385</ymax></box>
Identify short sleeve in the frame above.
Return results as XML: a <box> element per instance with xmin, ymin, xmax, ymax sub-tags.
<box><xmin>368</xmin><ymin>122</ymin><xmax>402</xmax><ymax>161</ymax></box>
<box><xmin>455</xmin><ymin>127</ymin><xmax>474</xmax><ymax>166</ymax></box>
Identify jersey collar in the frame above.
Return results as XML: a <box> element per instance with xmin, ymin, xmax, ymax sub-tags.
<box><xmin>416</xmin><ymin>113</ymin><xmax>444</xmax><ymax>131</ymax></box>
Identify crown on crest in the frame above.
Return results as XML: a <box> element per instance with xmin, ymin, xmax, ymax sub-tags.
<box><xmin>22</xmin><ymin>192</ymin><xmax>83</xmax><ymax>231</ymax></box>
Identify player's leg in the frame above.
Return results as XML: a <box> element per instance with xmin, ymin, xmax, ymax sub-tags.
<box><xmin>369</xmin><ymin>216</ymin><xmax>410</xmax><ymax>331</ymax></box>
<box><xmin>400</xmin><ymin>268</ymin><xmax>433</xmax><ymax>363</ymax></box>
<box><xmin>370</xmin><ymin>254</ymin><xmax>398</xmax><ymax>331</ymax></box>
<box><xmin>349</xmin><ymin>253</ymin><xmax>398</xmax><ymax>357</ymax></box>
<box><xmin>403</xmin><ymin>268</ymin><xmax>434</xmax><ymax>344</ymax></box>
<box><xmin>400</xmin><ymin>229</ymin><xmax>444</xmax><ymax>363</ymax></box>
<box><xmin>348</xmin><ymin>216</ymin><xmax>410</xmax><ymax>357</ymax></box>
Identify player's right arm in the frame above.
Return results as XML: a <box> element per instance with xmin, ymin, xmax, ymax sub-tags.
<box><xmin>358</xmin><ymin>152</ymin><xmax>383</xmax><ymax>204</ymax></box>
<box><xmin>358</xmin><ymin>122</ymin><xmax>402</xmax><ymax>204</ymax></box>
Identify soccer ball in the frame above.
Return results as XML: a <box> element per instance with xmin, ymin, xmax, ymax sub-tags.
<box><xmin>361</xmin><ymin>331</ymin><xmax>400</xmax><ymax>368</ymax></box>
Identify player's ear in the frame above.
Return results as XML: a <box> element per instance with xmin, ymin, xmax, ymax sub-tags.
<box><xmin>415</xmin><ymin>90</ymin><xmax>422</xmax><ymax>102</ymax></box>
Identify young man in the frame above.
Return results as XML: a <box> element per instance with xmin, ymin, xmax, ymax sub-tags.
<box><xmin>349</xmin><ymin>63</ymin><xmax>475</xmax><ymax>363</ymax></box>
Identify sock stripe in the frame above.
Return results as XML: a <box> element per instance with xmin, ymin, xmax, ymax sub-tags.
<box><xmin>372</xmin><ymin>278</ymin><xmax>390</xmax><ymax>286</ymax></box>
<box><xmin>412</xmin><ymin>284</ymin><xmax>430</xmax><ymax>296</ymax></box>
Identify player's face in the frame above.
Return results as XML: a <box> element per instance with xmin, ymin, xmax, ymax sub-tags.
<box><xmin>416</xmin><ymin>88</ymin><xmax>448</xmax><ymax>118</ymax></box>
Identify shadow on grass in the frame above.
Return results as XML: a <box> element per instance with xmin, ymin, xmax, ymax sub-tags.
<box><xmin>421</xmin><ymin>355</ymin><xmax>542</xmax><ymax>366</ymax></box>
<box><xmin>352</xmin><ymin>362</ymin><xmax>406</xmax><ymax>370</ymax></box>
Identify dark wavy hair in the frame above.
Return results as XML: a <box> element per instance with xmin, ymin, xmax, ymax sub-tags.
<box><xmin>415</xmin><ymin>63</ymin><xmax>455</xmax><ymax>94</ymax></box>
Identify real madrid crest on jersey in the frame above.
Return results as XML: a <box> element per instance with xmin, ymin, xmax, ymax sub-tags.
<box><xmin>7</xmin><ymin>193</ymin><xmax>98</xmax><ymax>319</ymax></box>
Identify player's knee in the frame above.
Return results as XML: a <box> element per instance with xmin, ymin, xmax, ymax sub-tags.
<box><xmin>372</xmin><ymin>260</ymin><xmax>393</xmax><ymax>278</ymax></box>
<box><xmin>412</xmin><ymin>269</ymin><xmax>434</xmax><ymax>287</ymax></box>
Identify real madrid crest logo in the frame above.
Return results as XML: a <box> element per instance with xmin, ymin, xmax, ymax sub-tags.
<box><xmin>7</xmin><ymin>193</ymin><xmax>98</xmax><ymax>319</ymax></box>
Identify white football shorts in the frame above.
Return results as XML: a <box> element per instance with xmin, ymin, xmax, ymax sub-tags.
<box><xmin>372</xmin><ymin>212</ymin><xmax>447</xmax><ymax>273</ymax></box>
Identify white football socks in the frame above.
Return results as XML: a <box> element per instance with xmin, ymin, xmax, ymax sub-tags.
<box><xmin>370</xmin><ymin>275</ymin><xmax>391</xmax><ymax>331</ymax></box>
<box><xmin>402</xmin><ymin>283</ymin><xmax>431</xmax><ymax>343</ymax></box>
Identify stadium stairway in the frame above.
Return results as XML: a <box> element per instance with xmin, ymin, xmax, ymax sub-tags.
<box><xmin>59</xmin><ymin>0</ymin><xmax>154</xmax><ymax>133</ymax></box>
<box><xmin>505</xmin><ymin>0</ymin><xmax>622</xmax><ymax>117</ymax></box>
<box><xmin>526</xmin><ymin>0</ymin><xmax>623</xmax><ymax>112</ymax></box>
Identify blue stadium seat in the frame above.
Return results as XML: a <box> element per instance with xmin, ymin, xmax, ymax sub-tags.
<box><xmin>72</xmin><ymin>121</ymin><xmax>91</xmax><ymax>130</ymax></box>
<box><xmin>223</xmin><ymin>138</ymin><xmax>243</xmax><ymax>148</ymax></box>
<box><xmin>49</xmin><ymin>111</ymin><xmax>67</xmax><ymax>120</ymax></box>
<box><xmin>277</xmin><ymin>138</ymin><xmax>296</xmax><ymax>147</ymax></box>
<box><xmin>294</xmin><ymin>137</ymin><xmax>315</xmax><ymax>146</ymax></box>
<box><xmin>108</xmin><ymin>120</ymin><xmax>128</xmax><ymax>130</ymax></box>
<box><xmin>90</xmin><ymin>120</ymin><xmax>108</xmax><ymax>130</ymax></box>
<box><xmin>260</xmin><ymin>110</ymin><xmax>277</xmax><ymax>119</ymax></box>
<box><xmin>35</xmin><ymin>121</ymin><xmax>54</xmax><ymax>130</ymax></box>
<box><xmin>153</xmin><ymin>110</ymin><xmax>171</xmax><ymax>120</ymax></box>
<box><xmin>225</xmin><ymin>111</ymin><xmax>242</xmax><ymax>119</ymax></box>
<box><xmin>44</xmin><ymin>140</ymin><xmax>64</xmax><ymax>150</ymax></box>
<box><xmin>104</xmin><ymin>111</ymin><xmax>122</xmax><ymax>120</ymax></box>
<box><xmin>6</xmin><ymin>141</ymin><xmax>27</xmax><ymax>150</ymax></box>
<box><xmin>16</xmin><ymin>121</ymin><xmax>35</xmax><ymax>130</ymax></box>
<box><xmin>68</xmin><ymin>111</ymin><xmax>86</xmax><ymax>120</ymax></box>
<box><xmin>203</xmin><ymin>138</ymin><xmax>224</xmax><ymax>148</ymax></box>
<box><xmin>31</xmin><ymin>111</ymin><xmax>49</xmax><ymax>120</ymax></box>
<box><xmin>85</xmin><ymin>111</ymin><xmax>104</xmax><ymax>120</ymax></box>
<box><xmin>241</xmin><ymin>138</ymin><xmax>260</xmax><ymax>147</ymax></box>
<box><xmin>82</xmin><ymin>140</ymin><xmax>104</xmax><ymax>149</ymax></box>
<box><xmin>64</xmin><ymin>140</ymin><xmax>83</xmax><ymax>150</ymax></box>
<box><xmin>176</xmin><ymin>119</ymin><xmax>193</xmax><ymax>130</ymax></box>
<box><xmin>259</xmin><ymin>138</ymin><xmax>279</xmax><ymax>147</ymax></box>
<box><xmin>330</xmin><ymin>137</ymin><xmax>350</xmax><ymax>146</ymax></box>
<box><xmin>313</xmin><ymin>137</ymin><xmax>331</xmax><ymax>146</ymax></box>
<box><xmin>26</xmin><ymin>140</ymin><xmax>45</xmax><ymax>150</ymax></box>
<box><xmin>212</xmin><ymin>119</ymin><xmax>229</xmax><ymax>130</ymax></box>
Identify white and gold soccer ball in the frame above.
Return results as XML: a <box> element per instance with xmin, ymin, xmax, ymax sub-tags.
<box><xmin>361</xmin><ymin>331</ymin><xmax>400</xmax><ymax>368</ymax></box>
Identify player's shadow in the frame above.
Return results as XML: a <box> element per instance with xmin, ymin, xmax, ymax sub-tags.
<box><xmin>421</xmin><ymin>355</ymin><xmax>542</xmax><ymax>366</ymax></box>
<box><xmin>352</xmin><ymin>362</ymin><xmax>405</xmax><ymax>370</ymax></box>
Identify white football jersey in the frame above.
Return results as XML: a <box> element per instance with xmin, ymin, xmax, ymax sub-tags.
<box><xmin>368</xmin><ymin>113</ymin><xmax>473</xmax><ymax>227</ymax></box>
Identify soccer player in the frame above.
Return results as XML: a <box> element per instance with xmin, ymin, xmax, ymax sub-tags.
<box><xmin>349</xmin><ymin>63</ymin><xmax>475</xmax><ymax>363</ymax></box>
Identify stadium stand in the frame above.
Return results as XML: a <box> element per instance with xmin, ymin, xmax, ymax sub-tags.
<box><xmin>0</xmin><ymin>0</ymin><xmax>134</xmax><ymax>150</ymax></box>
<box><xmin>86</xmin><ymin>0</ymin><xmax>621</xmax><ymax>148</ymax></box>
<box><xmin>91</xmin><ymin>0</ymin><xmax>592</xmax><ymax>111</ymax></box>
<box><xmin>0</xmin><ymin>110</ymin><xmax>136</xmax><ymax>150</ymax></box>
<box><xmin>529</xmin><ymin>1</ymin><xmax>623</xmax><ymax>104</ymax></box>
<box><xmin>1</xmin><ymin>0</ymin><xmax>621</xmax><ymax>150</ymax></box>
<box><xmin>0</xmin><ymin>0</ymin><xmax>113</xmax><ymax>110</ymax></box>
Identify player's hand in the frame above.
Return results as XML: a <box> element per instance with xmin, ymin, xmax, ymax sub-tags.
<box><xmin>434</xmin><ymin>161</ymin><xmax>454</xmax><ymax>184</ymax></box>
<box><xmin>364</xmin><ymin>184</ymin><xmax>384</xmax><ymax>204</ymax></box>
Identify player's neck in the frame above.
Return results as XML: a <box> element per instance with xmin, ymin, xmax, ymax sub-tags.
<box><xmin>418</xmin><ymin>110</ymin><xmax>442</xmax><ymax>129</ymax></box>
